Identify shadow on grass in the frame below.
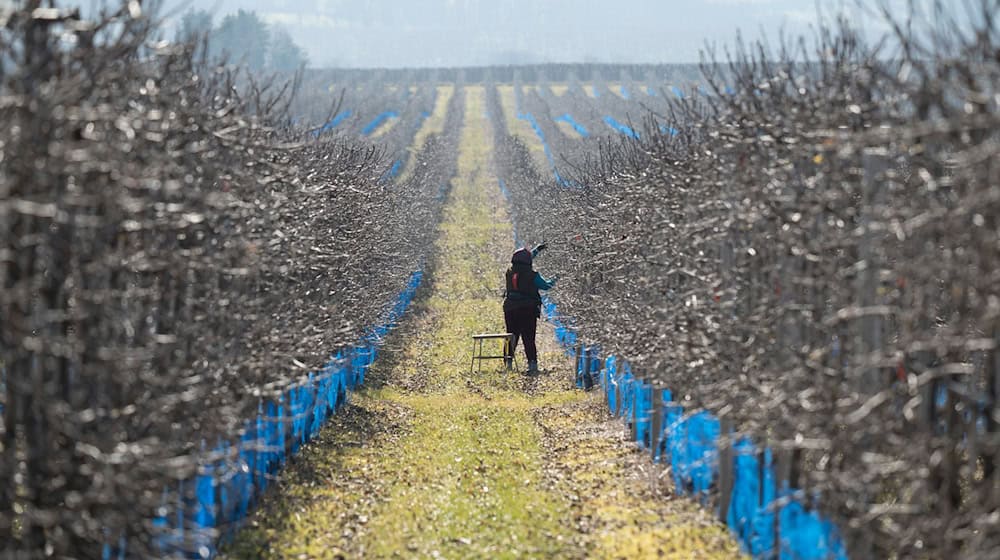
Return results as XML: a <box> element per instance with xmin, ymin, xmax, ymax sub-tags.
<box><xmin>362</xmin><ymin>249</ymin><xmax>443</xmax><ymax>392</ymax></box>
<box><xmin>219</xmin><ymin>394</ymin><xmax>411</xmax><ymax>558</ymax></box>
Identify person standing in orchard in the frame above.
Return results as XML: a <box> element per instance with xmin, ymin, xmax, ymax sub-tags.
<box><xmin>503</xmin><ymin>243</ymin><xmax>557</xmax><ymax>374</ymax></box>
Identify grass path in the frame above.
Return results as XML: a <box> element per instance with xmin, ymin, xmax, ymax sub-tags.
<box><xmin>496</xmin><ymin>85</ymin><xmax>549</xmax><ymax>171</ymax></box>
<box><xmin>398</xmin><ymin>85</ymin><xmax>455</xmax><ymax>183</ymax></box>
<box><xmin>223</xmin><ymin>86</ymin><xmax>741</xmax><ymax>559</ymax></box>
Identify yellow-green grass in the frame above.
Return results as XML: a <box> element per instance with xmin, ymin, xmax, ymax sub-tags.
<box><xmin>495</xmin><ymin>84</ymin><xmax>549</xmax><ymax>173</ymax></box>
<box><xmin>550</xmin><ymin>84</ymin><xmax>569</xmax><ymax>96</ymax></box>
<box><xmin>496</xmin><ymin>85</ymin><xmax>521</xmax><ymax>137</ymax></box>
<box><xmin>369</xmin><ymin>115</ymin><xmax>400</xmax><ymax>139</ymax></box>
<box><xmin>398</xmin><ymin>84</ymin><xmax>455</xmax><ymax>183</ymax></box>
<box><xmin>222</xmin><ymin>86</ymin><xmax>743</xmax><ymax>559</ymax></box>
<box><xmin>555</xmin><ymin>120</ymin><xmax>585</xmax><ymax>140</ymax></box>
<box><xmin>535</xmin><ymin>397</ymin><xmax>744</xmax><ymax>559</ymax></box>
<box><xmin>363</xmin><ymin>87</ymin><xmax>580</xmax><ymax>557</ymax></box>
<box><xmin>223</xmin><ymin>86</ymin><xmax>580</xmax><ymax>558</ymax></box>
<box><xmin>609</xmin><ymin>82</ymin><xmax>629</xmax><ymax>99</ymax></box>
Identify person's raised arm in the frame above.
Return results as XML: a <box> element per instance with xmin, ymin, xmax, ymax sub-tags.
<box><xmin>534</xmin><ymin>272</ymin><xmax>558</xmax><ymax>291</ymax></box>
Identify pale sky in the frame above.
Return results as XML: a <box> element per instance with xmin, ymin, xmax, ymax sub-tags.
<box><xmin>147</xmin><ymin>1</ymin><xmax>936</xmax><ymax>68</ymax></box>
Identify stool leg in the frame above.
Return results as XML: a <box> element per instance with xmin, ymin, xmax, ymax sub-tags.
<box><xmin>505</xmin><ymin>336</ymin><xmax>513</xmax><ymax>371</ymax></box>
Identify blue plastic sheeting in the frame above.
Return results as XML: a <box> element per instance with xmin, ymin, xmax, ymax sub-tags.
<box><xmin>728</xmin><ymin>441</ymin><xmax>777</xmax><ymax>555</ymax></box>
<box><xmin>779</xmin><ymin>498</ymin><xmax>849</xmax><ymax>560</ymax></box>
<box><xmin>498</xmin><ymin>178</ymin><xmax>511</xmax><ymax>201</ymax></box>
<box><xmin>382</xmin><ymin>159</ymin><xmax>403</xmax><ymax>182</ymax></box>
<box><xmin>101</xmin><ymin>533</ymin><xmax>127</xmax><ymax>560</ymax></box>
<box><xmin>538</xmin><ymin>292</ymin><xmax>850</xmax><ymax>559</ymax></box>
<box><xmin>619</xmin><ymin>85</ymin><xmax>631</xmax><ymax>99</ymax></box>
<box><xmin>646</xmin><ymin>86</ymin><xmax>658</xmax><ymax>96</ymax></box>
<box><xmin>604</xmin><ymin>116</ymin><xmax>640</xmax><ymax>140</ymax></box>
<box><xmin>603</xmin><ymin>356</ymin><xmax>620</xmax><ymax>413</ymax></box>
<box><xmin>574</xmin><ymin>345</ymin><xmax>602</xmax><ymax>389</ymax></box>
<box><xmin>141</xmin><ymin>268</ymin><xmax>424</xmax><ymax>558</ymax></box>
<box><xmin>659</xmin><ymin>125</ymin><xmax>680</xmax><ymax>137</ymax></box>
<box><xmin>553</xmin><ymin>114</ymin><xmax>590</xmax><ymax>138</ymax></box>
<box><xmin>632</xmin><ymin>381</ymin><xmax>654</xmax><ymax>448</ymax></box>
<box><xmin>312</xmin><ymin>110</ymin><xmax>352</xmax><ymax>137</ymax></box>
<box><xmin>517</xmin><ymin>111</ymin><xmax>576</xmax><ymax>187</ymax></box>
<box><xmin>541</xmin><ymin>296</ymin><xmax>578</xmax><ymax>354</ymax></box>
<box><xmin>517</xmin><ymin>111</ymin><xmax>553</xmax><ymax>166</ymax></box>
<box><xmin>662</xmin><ymin>409</ymin><xmax>720</xmax><ymax>500</ymax></box>
<box><xmin>362</xmin><ymin>111</ymin><xmax>399</xmax><ymax>136</ymax></box>
<box><xmin>671</xmin><ymin>86</ymin><xmax>686</xmax><ymax>99</ymax></box>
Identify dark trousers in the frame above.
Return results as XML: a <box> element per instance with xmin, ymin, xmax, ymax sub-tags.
<box><xmin>504</xmin><ymin>305</ymin><xmax>538</xmax><ymax>362</ymax></box>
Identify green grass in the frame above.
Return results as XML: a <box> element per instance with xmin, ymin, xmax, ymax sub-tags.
<box><xmin>398</xmin><ymin>85</ymin><xmax>455</xmax><ymax>183</ymax></box>
<box><xmin>360</xmin><ymin>87</ymin><xmax>580</xmax><ymax>557</ymax></box>
<box><xmin>222</xmin><ymin>86</ymin><xmax>743</xmax><ymax>559</ymax></box>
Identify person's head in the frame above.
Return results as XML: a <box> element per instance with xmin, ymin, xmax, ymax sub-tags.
<box><xmin>511</xmin><ymin>247</ymin><xmax>532</xmax><ymax>266</ymax></box>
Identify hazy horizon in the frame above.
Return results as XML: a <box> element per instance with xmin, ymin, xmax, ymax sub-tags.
<box><xmin>156</xmin><ymin>0</ymin><xmax>906</xmax><ymax>69</ymax></box>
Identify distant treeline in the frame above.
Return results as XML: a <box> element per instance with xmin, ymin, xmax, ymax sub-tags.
<box><xmin>309</xmin><ymin>63</ymin><xmax>707</xmax><ymax>85</ymax></box>
<box><xmin>177</xmin><ymin>9</ymin><xmax>309</xmax><ymax>72</ymax></box>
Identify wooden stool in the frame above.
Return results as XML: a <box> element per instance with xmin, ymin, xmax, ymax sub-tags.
<box><xmin>470</xmin><ymin>333</ymin><xmax>517</xmax><ymax>373</ymax></box>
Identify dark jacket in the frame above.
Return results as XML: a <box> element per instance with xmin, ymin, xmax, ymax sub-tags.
<box><xmin>504</xmin><ymin>246</ymin><xmax>557</xmax><ymax>313</ymax></box>
<box><xmin>504</xmin><ymin>263</ymin><xmax>541</xmax><ymax>311</ymax></box>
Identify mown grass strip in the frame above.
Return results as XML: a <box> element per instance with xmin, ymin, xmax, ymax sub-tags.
<box><xmin>398</xmin><ymin>85</ymin><xmax>455</xmax><ymax>183</ymax></box>
<box><xmin>360</xmin><ymin>85</ymin><xmax>581</xmax><ymax>558</ymax></box>
<box><xmin>223</xmin><ymin>85</ymin><xmax>743</xmax><ymax>560</ymax></box>
<box><xmin>496</xmin><ymin>85</ymin><xmax>549</xmax><ymax>171</ymax></box>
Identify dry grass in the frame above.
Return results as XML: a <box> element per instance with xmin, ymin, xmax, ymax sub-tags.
<box><xmin>222</xmin><ymin>86</ymin><xmax>742</xmax><ymax>559</ymax></box>
<box><xmin>496</xmin><ymin>84</ymin><xmax>549</xmax><ymax>172</ymax></box>
<box><xmin>398</xmin><ymin>85</ymin><xmax>455</xmax><ymax>182</ymax></box>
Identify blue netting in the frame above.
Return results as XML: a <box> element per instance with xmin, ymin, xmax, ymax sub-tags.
<box><xmin>632</xmin><ymin>380</ymin><xmax>654</xmax><ymax>448</ymax></box>
<box><xmin>666</xmin><ymin>410</ymin><xmax>720</xmax><ymax>500</ymax></box>
<box><xmin>542</xmin><ymin>295</ymin><xmax>578</xmax><ymax>354</ymax></box>
<box><xmin>381</xmin><ymin>159</ymin><xmax>403</xmax><ymax>181</ymax></box>
<box><xmin>618</xmin><ymin>362</ymin><xmax>636</xmax><ymax>421</ymax></box>
<box><xmin>778</xmin><ymin>497</ymin><xmax>849</xmax><ymax>560</ymax></box>
<box><xmin>540</xmin><ymin>287</ymin><xmax>848</xmax><ymax>559</ymax></box>
<box><xmin>311</xmin><ymin>110</ymin><xmax>352</xmax><ymax>137</ymax></box>
<box><xmin>603</xmin><ymin>355</ymin><xmax>618</xmax><ymax>413</ymax></box>
<box><xmin>498</xmin><ymin>178</ymin><xmax>511</xmax><ymax>201</ymax></box>
<box><xmin>553</xmin><ymin>113</ymin><xmax>590</xmax><ymax>137</ymax></box>
<box><xmin>604</xmin><ymin>116</ymin><xmax>640</xmax><ymax>139</ymax></box>
<box><xmin>728</xmin><ymin>441</ymin><xmax>777</xmax><ymax>555</ymax></box>
<box><xmin>651</xmin><ymin>388</ymin><xmax>674</xmax><ymax>463</ymax></box>
<box><xmin>574</xmin><ymin>346</ymin><xmax>601</xmax><ymax>389</ymax></box>
<box><xmin>502</xmin><ymin>182</ymin><xmax>849</xmax><ymax>557</ymax></box>
<box><xmin>606</xmin><ymin>355</ymin><xmax>621</xmax><ymax>415</ymax></box>
<box><xmin>146</xmin><ymin>268</ymin><xmax>424</xmax><ymax>557</ymax></box>
<box><xmin>514</xmin><ymin>110</ymin><xmax>591</xmax><ymax>187</ymax></box>
<box><xmin>362</xmin><ymin>111</ymin><xmax>399</xmax><ymax>135</ymax></box>
<box><xmin>659</xmin><ymin>124</ymin><xmax>680</xmax><ymax>137</ymax></box>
